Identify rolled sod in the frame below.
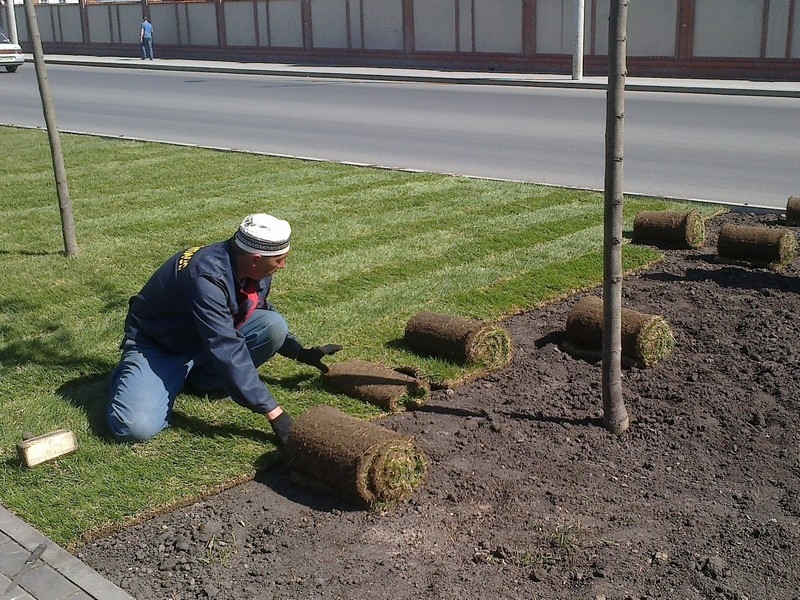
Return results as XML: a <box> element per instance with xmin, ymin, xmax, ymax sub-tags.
<box><xmin>323</xmin><ymin>359</ymin><xmax>430</xmax><ymax>412</ymax></box>
<box><xmin>632</xmin><ymin>210</ymin><xmax>705</xmax><ymax>249</ymax></box>
<box><xmin>786</xmin><ymin>196</ymin><xmax>800</xmax><ymax>225</ymax></box>
<box><xmin>403</xmin><ymin>311</ymin><xmax>512</xmax><ymax>369</ymax></box>
<box><xmin>283</xmin><ymin>405</ymin><xmax>428</xmax><ymax>507</ymax></box>
<box><xmin>564</xmin><ymin>296</ymin><xmax>675</xmax><ymax>368</ymax></box>
<box><xmin>717</xmin><ymin>223</ymin><xmax>797</xmax><ymax>268</ymax></box>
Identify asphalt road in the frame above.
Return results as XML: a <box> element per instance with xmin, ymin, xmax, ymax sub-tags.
<box><xmin>1</xmin><ymin>64</ymin><xmax>798</xmax><ymax>209</ymax></box>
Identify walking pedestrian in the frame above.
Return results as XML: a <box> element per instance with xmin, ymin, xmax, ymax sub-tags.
<box><xmin>140</xmin><ymin>16</ymin><xmax>154</xmax><ymax>60</ymax></box>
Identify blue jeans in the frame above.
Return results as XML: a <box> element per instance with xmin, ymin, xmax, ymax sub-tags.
<box><xmin>141</xmin><ymin>37</ymin><xmax>153</xmax><ymax>59</ymax></box>
<box><xmin>107</xmin><ymin>309</ymin><xmax>288</xmax><ymax>442</ymax></box>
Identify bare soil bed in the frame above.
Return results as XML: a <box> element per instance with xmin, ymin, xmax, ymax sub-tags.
<box><xmin>79</xmin><ymin>210</ymin><xmax>800</xmax><ymax>600</ymax></box>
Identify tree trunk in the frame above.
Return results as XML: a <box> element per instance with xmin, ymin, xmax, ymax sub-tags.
<box><xmin>601</xmin><ymin>0</ymin><xmax>629</xmax><ymax>435</ymax></box>
<box><xmin>24</xmin><ymin>0</ymin><xmax>79</xmax><ymax>257</ymax></box>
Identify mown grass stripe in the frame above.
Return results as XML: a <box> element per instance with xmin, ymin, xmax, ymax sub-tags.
<box><xmin>290</xmin><ymin>224</ymin><xmax>608</xmax><ymax>340</ymax></box>
<box><xmin>287</xmin><ymin>199</ymin><xmax>600</xmax><ymax>292</ymax></box>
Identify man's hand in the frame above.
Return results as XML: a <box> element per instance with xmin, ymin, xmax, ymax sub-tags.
<box><xmin>268</xmin><ymin>410</ymin><xmax>294</xmax><ymax>446</ymax></box>
<box><xmin>296</xmin><ymin>344</ymin><xmax>342</xmax><ymax>373</ymax></box>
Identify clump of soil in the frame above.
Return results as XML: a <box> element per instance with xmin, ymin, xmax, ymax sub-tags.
<box><xmin>79</xmin><ymin>211</ymin><xmax>800</xmax><ymax>600</ymax></box>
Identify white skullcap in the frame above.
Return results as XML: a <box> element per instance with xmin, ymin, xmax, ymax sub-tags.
<box><xmin>234</xmin><ymin>214</ymin><xmax>291</xmax><ymax>256</ymax></box>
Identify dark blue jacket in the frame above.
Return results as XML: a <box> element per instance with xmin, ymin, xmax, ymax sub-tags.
<box><xmin>124</xmin><ymin>240</ymin><xmax>301</xmax><ymax>414</ymax></box>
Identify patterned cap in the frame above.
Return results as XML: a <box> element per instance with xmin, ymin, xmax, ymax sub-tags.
<box><xmin>234</xmin><ymin>214</ymin><xmax>291</xmax><ymax>256</ymax></box>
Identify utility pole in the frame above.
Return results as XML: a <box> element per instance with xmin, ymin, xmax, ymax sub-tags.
<box><xmin>572</xmin><ymin>0</ymin><xmax>585</xmax><ymax>80</ymax></box>
<box><xmin>23</xmin><ymin>0</ymin><xmax>79</xmax><ymax>257</ymax></box>
<box><xmin>5</xmin><ymin>0</ymin><xmax>19</xmax><ymax>44</ymax></box>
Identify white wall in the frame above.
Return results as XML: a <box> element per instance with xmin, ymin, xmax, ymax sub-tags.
<box><xmin>794</xmin><ymin>3</ymin><xmax>800</xmax><ymax>58</ymax></box>
<box><xmin>536</xmin><ymin>0</ymin><xmax>574</xmax><ymax>55</ymax></box>
<box><xmin>225</xmin><ymin>1</ymin><xmax>258</xmax><ymax>47</ymax></box>
<box><xmin>765</xmin><ymin>0</ymin><xmax>791</xmax><ymax>58</ymax></box>
<box><xmin>59</xmin><ymin>5</ymin><xmax>83</xmax><ymax>43</ymax></box>
<box><xmin>361</xmin><ymin>0</ymin><xmax>403</xmax><ymax>50</ymax></box>
<box><xmin>151</xmin><ymin>3</ymin><xmax>179</xmax><ymax>44</ymax></box>
<box><xmin>310</xmin><ymin>0</ymin><xmax>349</xmax><ymax>49</ymax></box>
<box><xmin>457</xmin><ymin>0</ymin><xmax>471</xmax><ymax>52</ymax></box>
<box><xmin>187</xmin><ymin>2</ymin><xmax>218</xmax><ymax>46</ymax></box>
<box><xmin>473</xmin><ymin>0</ymin><xmax>521</xmax><ymax>53</ymax></box>
<box><xmin>267</xmin><ymin>0</ymin><xmax>303</xmax><ymax>47</ymax></box>
<box><xmin>626</xmin><ymin>0</ymin><xmax>677</xmax><ymax>57</ymax></box>
<box><xmin>414</xmin><ymin>0</ymin><xmax>455</xmax><ymax>52</ymax></box>
<box><xmin>693</xmin><ymin>0</ymin><xmax>762</xmax><ymax>57</ymax></box>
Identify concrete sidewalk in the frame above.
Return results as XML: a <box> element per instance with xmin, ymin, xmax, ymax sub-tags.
<box><xmin>0</xmin><ymin>505</ymin><xmax>134</xmax><ymax>600</ymax></box>
<box><xmin>34</xmin><ymin>53</ymin><xmax>800</xmax><ymax>98</ymax></box>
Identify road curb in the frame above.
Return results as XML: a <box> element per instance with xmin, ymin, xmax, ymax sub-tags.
<box><xmin>33</xmin><ymin>57</ymin><xmax>800</xmax><ymax>98</ymax></box>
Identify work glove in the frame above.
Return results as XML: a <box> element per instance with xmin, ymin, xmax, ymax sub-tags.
<box><xmin>269</xmin><ymin>411</ymin><xmax>294</xmax><ymax>446</ymax></box>
<box><xmin>296</xmin><ymin>344</ymin><xmax>342</xmax><ymax>374</ymax></box>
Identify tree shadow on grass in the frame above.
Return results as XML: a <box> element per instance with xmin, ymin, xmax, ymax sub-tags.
<box><xmin>0</xmin><ymin>335</ymin><xmax>116</xmax><ymax>382</ymax></box>
<box><xmin>57</xmin><ymin>374</ymin><xmax>114</xmax><ymax>439</ymax></box>
<box><xmin>0</xmin><ymin>249</ymin><xmax>64</xmax><ymax>257</ymax></box>
<box><xmin>1</xmin><ymin>294</ymin><xmax>122</xmax><ymax>440</ymax></box>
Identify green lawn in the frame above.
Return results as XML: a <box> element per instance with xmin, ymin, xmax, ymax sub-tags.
<box><xmin>0</xmin><ymin>126</ymin><xmax>721</xmax><ymax>547</ymax></box>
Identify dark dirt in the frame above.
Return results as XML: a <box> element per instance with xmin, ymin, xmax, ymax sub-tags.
<box><xmin>79</xmin><ymin>211</ymin><xmax>800</xmax><ymax>600</ymax></box>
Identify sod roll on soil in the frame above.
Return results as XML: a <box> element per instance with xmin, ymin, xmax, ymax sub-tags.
<box><xmin>632</xmin><ymin>210</ymin><xmax>705</xmax><ymax>249</ymax></box>
<box><xmin>403</xmin><ymin>311</ymin><xmax>512</xmax><ymax>369</ymax></box>
<box><xmin>564</xmin><ymin>296</ymin><xmax>675</xmax><ymax>368</ymax></box>
<box><xmin>283</xmin><ymin>405</ymin><xmax>427</xmax><ymax>507</ymax></box>
<box><xmin>716</xmin><ymin>223</ymin><xmax>797</xmax><ymax>268</ymax></box>
<box><xmin>786</xmin><ymin>197</ymin><xmax>800</xmax><ymax>225</ymax></box>
<box><xmin>323</xmin><ymin>359</ymin><xmax>430</xmax><ymax>412</ymax></box>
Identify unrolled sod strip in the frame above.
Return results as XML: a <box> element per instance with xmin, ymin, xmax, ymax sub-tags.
<box><xmin>404</xmin><ymin>311</ymin><xmax>512</xmax><ymax>369</ymax></box>
<box><xmin>564</xmin><ymin>296</ymin><xmax>675</xmax><ymax>368</ymax></box>
<box><xmin>717</xmin><ymin>223</ymin><xmax>797</xmax><ymax>268</ymax></box>
<box><xmin>632</xmin><ymin>210</ymin><xmax>705</xmax><ymax>249</ymax></box>
<box><xmin>323</xmin><ymin>359</ymin><xmax>430</xmax><ymax>412</ymax></box>
<box><xmin>283</xmin><ymin>405</ymin><xmax>428</xmax><ymax>507</ymax></box>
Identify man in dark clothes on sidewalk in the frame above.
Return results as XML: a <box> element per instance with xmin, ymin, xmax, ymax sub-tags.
<box><xmin>106</xmin><ymin>213</ymin><xmax>341</xmax><ymax>445</ymax></box>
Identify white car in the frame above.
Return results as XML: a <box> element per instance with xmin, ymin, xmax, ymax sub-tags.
<box><xmin>1</xmin><ymin>28</ymin><xmax>24</xmax><ymax>73</ymax></box>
